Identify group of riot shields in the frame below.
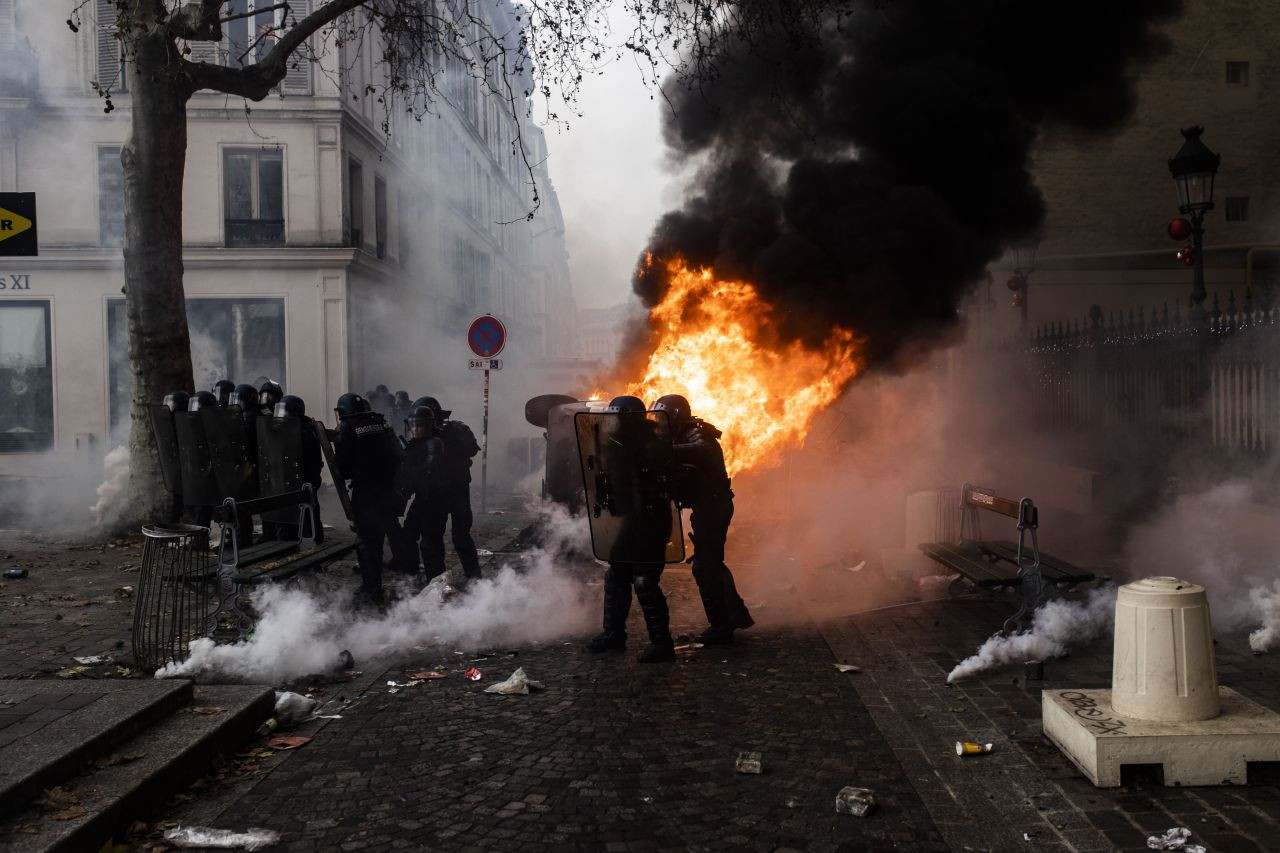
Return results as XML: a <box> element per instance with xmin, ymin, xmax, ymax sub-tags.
<box><xmin>148</xmin><ymin>398</ymin><xmax>345</xmax><ymax>538</ymax></box>
<box><xmin>526</xmin><ymin>394</ymin><xmax>687</xmax><ymax>566</ymax></box>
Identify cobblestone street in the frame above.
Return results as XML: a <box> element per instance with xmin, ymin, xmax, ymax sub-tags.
<box><xmin>4</xmin><ymin>502</ymin><xmax>1280</xmax><ymax>851</ymax></box>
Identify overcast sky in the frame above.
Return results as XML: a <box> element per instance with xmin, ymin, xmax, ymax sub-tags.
<box><xmin>540</xmin><ymin>53</ymin><xmax>677</xmax><ymax>312</ymax></box>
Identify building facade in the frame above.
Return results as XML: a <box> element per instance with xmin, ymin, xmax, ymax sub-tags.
<box><xmin>0</xmin><ymin>0</ymin><xmax>576</xmax><ymax>482</ymax></box>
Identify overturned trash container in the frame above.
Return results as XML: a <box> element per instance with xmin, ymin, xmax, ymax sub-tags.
<box><xmin>133</xmin><ymin>523</ymin><xmax>216</xmax><ymax>671</ymax></box>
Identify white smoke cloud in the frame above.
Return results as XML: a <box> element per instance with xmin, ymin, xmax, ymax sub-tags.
<box><xmin>946</xmin><ymin>585</ymin><xmax>1116</xmax><ymax>683</ymax></box>
<box><xmin>1248</xmin><ymin>580</ymin><xmax>1280</xmax><ymax>653</ymax></box>
<box><xmin>157</xmin><ymin>503</ymin><xmax>599</xmax><ymax>683</ymax></box>
<box><xmin>90</xmin><ymin>445</ymin><xmax>130</xmax><ymax>527</ymax></box>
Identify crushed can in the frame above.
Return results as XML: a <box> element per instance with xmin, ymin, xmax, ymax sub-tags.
<box><xmin>955</xmin><ymin>741</ymin><xmax>994</xmax><ymax>756</ymax></box>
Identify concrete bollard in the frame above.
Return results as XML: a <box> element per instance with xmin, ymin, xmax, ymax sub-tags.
<box><xmin>1111</xmin><ymin>576</ymin><xmax>1219</xmax><ymax>722</ymax></box>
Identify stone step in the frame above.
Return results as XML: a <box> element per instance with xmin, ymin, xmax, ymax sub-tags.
<box><xmin>0</xmin><ymin>684</ymin><xmax>274</xmax><ymax>853</ymax></box>
<box><xmin>0</xmin><ymin>679</ymin><xmax>194</xmax><ymax>816</ymax></box>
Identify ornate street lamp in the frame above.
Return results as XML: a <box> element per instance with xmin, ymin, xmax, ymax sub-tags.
<box><xmin>1168</xmin><ymin>126</ymin><xmax>1221</xmax><ymax>321</ymax></box>
<box><xmin>1006</xmin><ymin>239</ymin><xmax>1039</xmax><ymax>326</ymax></box>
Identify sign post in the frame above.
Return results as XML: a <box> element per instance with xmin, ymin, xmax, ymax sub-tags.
<box><xmin>466</xmin><ymin>314</ymin><xmax>507</xmax><ymax>513</ymax></box>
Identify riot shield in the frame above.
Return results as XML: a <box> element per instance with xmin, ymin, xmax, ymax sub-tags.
<box><xmin>314</xmin><ymin>420</ymin><xmax>354</xmax><ymax>523</ymax></box>
<box><xmin>173</xmin><ymin>412</ymin><xmax>221</xmax><ymax>507</ymax></box>
<box><xmin>147</xmin><ymin>404</ymin><xmax>183</xmax><ymax>495</ymax></box>
<box><xmin>574</xmin><ymin>410</ymin><xmax>685</xmax><ymax>564</ymax></box>
<box><xmin>199</xmin><ymin>406</ymin><xmax>259</xmax><ymax>500</ymax></box>
<box><xmin>256</xmin><ymin>416</ymin><xmax>305</xmax><ymax>526</ymax></box>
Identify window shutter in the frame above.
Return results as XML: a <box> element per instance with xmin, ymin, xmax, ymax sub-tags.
<box><xmin>280</xmin><ymin>0</ymin><xmax>312</xmax><ymax>95</ymax></box>
<box><xmin>0</xmin><ymin>0</ymin><xmax>15</xmax><ymax>45</ymax></box>
<box><xmin>95</xmin><ymin>0</ymin><xmax>126</xmax><ymax>93</ymax></box>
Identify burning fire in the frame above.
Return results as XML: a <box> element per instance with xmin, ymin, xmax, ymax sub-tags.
<box><xmin>626</xmin><ymin>258</ymin><xmax>864</xmax><ymax>475</ymax></box>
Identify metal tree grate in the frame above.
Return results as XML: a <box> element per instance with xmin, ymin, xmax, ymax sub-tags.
<box><xmin>133</xmin><ymin>523</ymin><xmax>216</xmax><ymax>671</ymax></box>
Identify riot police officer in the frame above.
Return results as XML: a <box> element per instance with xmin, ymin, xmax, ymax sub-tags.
<box><xmin>332</xmin><ymin>392</ymin><xmax>403</xmax><ymax>607</ymax></box>
<box><xmin>259</xmin><ymin>379</ymin><xmax>284</xmax><ymax>415</ymax></box>
<box><xmin>161</xmin><ymin>390</ymin><xmax>190</xmax><ymax>523</ymax></box>
<box><xmin>412</xmin><ymin>396</ymin><xmax>482</xmax><ymax>585</ymax></box>
<box><xmin>270</xmin><ymin>394</ymin><xmax>325</xmax><ymax>543</ymax></box>
<box><xmin>652</xmin><ymin>394</ymin><xmax>753</xmax><ymax>644</ymax></box>
<box><xmin>393</xmin><ymin>407</ymin><xmax>446</xmax><ymax>581</ymax></box>
<box><xmin>213</xmin><ymin>379</ymin><xmax>236</xmax><ymax>407</ymax></box>
<box><xmin>586</xmin><ymin>396</ymin><xmax>675</xmax><ymax>663</ymax></box>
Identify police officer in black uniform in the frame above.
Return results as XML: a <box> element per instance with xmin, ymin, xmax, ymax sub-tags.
<box><xmin>393</xmin><ymin>406</ymin><xmax>446</xmax><ymax>582</ymax></box>
<box><xmin>412</xmin><ymin>396</ymin><xmax>482</xmax><ymax>586</ymax></box>
<box><xmin>652</xmin><ymin>394</ymin><xmax>753</xmax><ymax>644</ymax></box>
<box><xmin>585</xmin><ymin>396</ymin><xmax>675</xmax><ymax>663</ymax></box>
<box><xmin>332</xmin><ymin>392</ymin><xmax>403</xmax><ymax>607</ymax></box>
<box><xmin>272</xmin><ymin>394</ymin><xmax>325</xmax><ymax>543</ymax></box>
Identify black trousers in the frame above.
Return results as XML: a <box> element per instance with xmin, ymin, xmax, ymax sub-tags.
<box><xmin>352</xmin><ymin>491</ymin><xmax>395</xmax><ymax>595</ymax></box>
<box><xmin>601</xmin><ymin>562</ymin><xmax>669</xmax><ymax>643</ymax></box>
<box><xmin>419</xmin><ymin>484</ymin><xmax>481</xmax><ymax>580</ymax></box>
<box><xmin>688</xmin><ymin>498</ymin><xmax>751</xmax><ymax>630</ymax></box>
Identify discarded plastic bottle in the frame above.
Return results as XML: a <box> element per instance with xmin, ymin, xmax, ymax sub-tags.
<box><xmin>4</xmin><ymin>568</ymin><xmax>27</xmax><ymax>579</ymax></box>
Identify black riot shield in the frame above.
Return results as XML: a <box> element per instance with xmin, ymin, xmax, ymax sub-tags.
<box><xmin>173</xmin><ymin>412</ymin><xmax>221</xmax><ymax>507</ymax></box>
<box><xmin>574</xmin><ymin>410</ymin><xmax>685</xmax><ymax>564</ymax></box>
<box><xmin>147</xmin><ymin>404</ymin><xmax>183</xmax><ymax>495</ymax></box>
<box><xmin>256</xmin><ymin>416</ymin><xmax>305</xmax><ymax>526</ymax></box>
<box><xmin>314</xmin><ymin>420</ymin><xmax>354</xmax><ymax>523</ymax></box>
<box><xmin>200</xmin><ymin>407</ymin><xmax>259</xmax><ymax>501</ymax></box>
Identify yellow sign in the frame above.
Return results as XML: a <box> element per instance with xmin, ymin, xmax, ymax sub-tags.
<box><xmin>0</xmin><ymin>208</ymin><xmax>33</xmax><ymax>243</ymax></box>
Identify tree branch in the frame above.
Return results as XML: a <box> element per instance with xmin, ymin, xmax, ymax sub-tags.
<box><xmin>182</xmin><ymin>0</ymin><xmax>368</xmax><ymax>100</ymax></box>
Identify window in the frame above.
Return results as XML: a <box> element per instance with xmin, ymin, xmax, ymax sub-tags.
<box><xmin>98</xmin><ymin>146</ymin><xmax>124</xmax><ymax>247</ymax></box>
<box><xmin>0</xmin><ymin>302</ymin><xmax>53</xmax><ymax>452</ymax></box>
<box><xmin>95</xmin><ymin>0</ymin><xmax>126</xmax><ymax>93</ymax></box>
<box><xmin>347</xmin><ymin>158</ymin><xmax>364</xmax><ymax>248</ymax></box>
<box><xmin>223</xmin><ymin>148</ymin><xmax>284</xmax><ymax>247</ymax></box>
<box><xmin>107</xmin><ymin>298</ymin><xmax>286</xmax><ymax>439</ymax></box>
<box><xmin>1226</xmin><ymin>196</ymin><xmax>1250</xmax><ymax>222</ymax></box>
<box><xmin>1226</xmin><ymin>61</ymin><xmax>1250</xmax><ymax>87</ymax></box>
<box><xmin>374</xmin><ymin>177</ymin><xmax>387</xmax><ymax>259</ymax></box>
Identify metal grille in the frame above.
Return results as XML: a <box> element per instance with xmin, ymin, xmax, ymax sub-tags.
<box><xmin>133</xmin><ymin>524</ymin><xmax>215</xmax><ymax>671</ymax></box>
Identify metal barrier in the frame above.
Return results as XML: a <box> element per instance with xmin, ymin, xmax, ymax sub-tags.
<box><xmin>132</xmin><ymin>523</ymin><xmax>215</xmax><ymax>671</ymax></box>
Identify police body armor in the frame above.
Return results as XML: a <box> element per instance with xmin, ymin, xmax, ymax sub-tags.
<box><xmin>147</xmin><ymin>404</ymin><xmax>183</xmax><ymax>495</ymax></box>
<box><xmin>173</xmin><ymin>411</ymin><xmax>221</xmax><ymax>506</ymax></box>
<box><xmin>574</xmin><ymin>409</ymin><xmax>685</xmax><ymax>564</ymax></box>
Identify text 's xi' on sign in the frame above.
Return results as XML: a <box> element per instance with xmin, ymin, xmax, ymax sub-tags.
<box><xmin>0</xmin><ymin>193</ymin><xmax>37</xmax><ymax>257</ymax></box>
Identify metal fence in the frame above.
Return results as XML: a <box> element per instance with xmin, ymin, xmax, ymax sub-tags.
<box><xmin>1009</xmin><ymin>289</ymin><xmax>1280</xmax><ymax>467</ymax></box>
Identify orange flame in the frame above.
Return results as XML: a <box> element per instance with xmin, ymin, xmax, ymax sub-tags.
<box><xmin>625</xmin><ymin>258</ymin><xmax>864</xmax><ymax>475</ymax></box>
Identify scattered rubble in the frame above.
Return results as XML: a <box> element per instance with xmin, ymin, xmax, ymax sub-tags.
<box><xmin>734</xmin><ymin>751</ymin><xmax>763</xmax><ymax>774</ymax></box>
<box><xmin>835</xmin><ymin>786</ymin><xmax>875</xmax><ymax>817</ymax></box>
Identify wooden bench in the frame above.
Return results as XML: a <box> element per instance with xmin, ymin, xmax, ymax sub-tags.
<box><xmin>208</xmin><ymin>485</ymin><xmax>355</xmax><ymax>637</ymax></box>
<box><xmin>919</xmin><ymin>484</ymin><xmax>1095</xmax><ymax>633</ymax></box>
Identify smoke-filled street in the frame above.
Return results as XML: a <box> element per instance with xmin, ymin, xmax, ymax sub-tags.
<box><xmin>10</xmin><ymin>0</ymin><xmax>1280</xmax><ymax>850</ymax></box>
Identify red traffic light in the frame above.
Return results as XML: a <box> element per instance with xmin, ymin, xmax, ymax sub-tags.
<box><xmin>1168</xmin><ymin>217</ymin><xmax>1193</xmax><ymax>241</ymax></box>
<box><xmin>1176</xmin><ymin>245</ymin><xmax>1195</xmax><ymax>266</ymax></box>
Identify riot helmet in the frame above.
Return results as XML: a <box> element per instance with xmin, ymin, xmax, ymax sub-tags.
<box><xmin>412</xmin><ymin>395</ymin><xmax>452</xmax><ymax>421</ymax></box>
<box><xmin>405</xmin><ymin>406</ymin><xmax>437</xmax><ymax>441</ymax></box>
<box><xmin>231</xmin><ymin>384</ymin><xmax>260</xmax><ymax>411</ymax></box>
<box><xmin>212</xmin><ymin>379</ymin><xmax>236</xmax><ymax>406</ymax></box>
<box><xmin>189</xmin><ymin>390</ymin><xmax>218</xmax><ymax>412</ymax></box>
<box><xmin>650</xmin><ymin>394</ymin><xmax>691</xmax><ymax>424</ymax></box>
<box><xmin>259</xmin><ymin>379</ymin><xmax>284</xmax><ymax>409</ymax></box>
<box><xmin>606</xmin><ymin>395</ymin><xmax>647</xmax><ymax>414</ymax></box>
<box><xmin>274</xmin><ymin>394</ymin><xmax>306</xmax><ymax>418</ymax></box>
<box><xmin>163</xmin><ymin>390</ymin><xmax>190</xmax><ymax>413</ymax></box>
<box><xmin>334</xmin><ymin>392</ymin><xmax>368</xmax><ymax>420</ymax></box>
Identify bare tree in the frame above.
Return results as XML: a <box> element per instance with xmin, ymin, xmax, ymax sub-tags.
<box><xmin>65</xmin><ymin>0</ymin><xmax>837</xmax><ymax>527</ymax></box>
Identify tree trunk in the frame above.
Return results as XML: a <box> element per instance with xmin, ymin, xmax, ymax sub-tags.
<box><xmin>120</xmin><ymin>13</ymin><xmax>195</xmax><ymax>529</ymax></box>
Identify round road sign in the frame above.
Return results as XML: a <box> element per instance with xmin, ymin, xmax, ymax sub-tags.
<box><xmin>467</xmin><ymin>315</ymin><xmax>507</xmax><ymax>358</ymax></box>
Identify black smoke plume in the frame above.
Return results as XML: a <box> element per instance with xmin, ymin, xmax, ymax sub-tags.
<box><xmin>633</xmin><ymin>0</ymin><xmax>1183</xmax><ymax>369</ymax></box>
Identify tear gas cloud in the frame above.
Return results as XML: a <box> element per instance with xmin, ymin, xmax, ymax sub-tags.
<box><xmin>158</xmin><ymin>503</ymin><xmax>596</xmax><ymax>682</ymax></box>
